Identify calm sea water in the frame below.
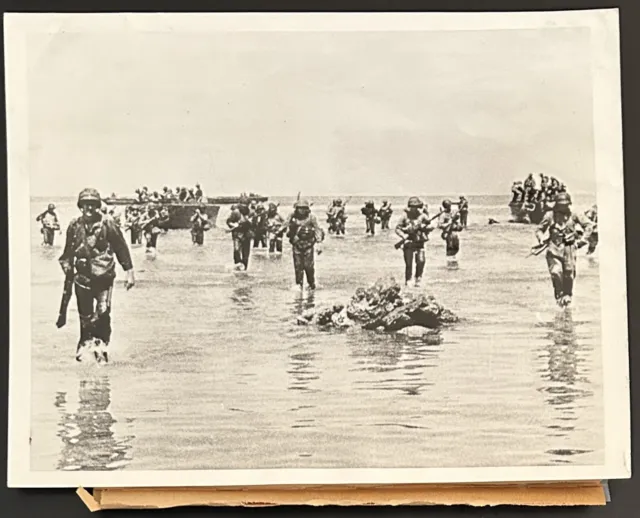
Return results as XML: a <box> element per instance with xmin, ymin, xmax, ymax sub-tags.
<box><xmin>29</xmin><ymin>194</ymin><xmax>603</xmax><ymax>471</ymax></box>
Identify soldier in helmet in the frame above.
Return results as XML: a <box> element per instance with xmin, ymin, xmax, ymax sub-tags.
<box><xmin>378</xmin><ymin>200</ymin><xmax>393</xmax><ymax>230</ymax></box>
<box><xmin>535</xmin><ymin>192</ymin><xmax>594</xmax><ymax>307</ymax></box>
<box><xmin>438</xmin><ymin>199</ymin><xmax>463</xmax><ymax>259</ymax></box>
<box><xmin>266</xmin><ymin>202</ymin><xmax>285</xmax><ymax>253</ymax></box>
<box><xmin>457</xmin><ymin>196</ymin><xmax>469</xmax><ymax>228</ymax></box>
<box><xmin>190</xmin><ymin>205</ymin><xmax>211</xmax><ymax>246</ymax></box>
<box><xmin>226</xmin><ymin>197</ymin><xmax>255</xmax><ymax>270</ymax></box>
<box><xmin>282</xmin><ymin>199</ymin><xmax>324</xmax><ymax>290</ymax></box>
<box><xmin>361</xmin><ymin>200</ymin><xmax>378</xmax><ymax>235</ymax></box>
<box><xmin>395</xmin><ymin>197</ymin><xmax>436</xmax><ymax>287</ymax></box>
<box><xmin>36</xmin><ymin>203</ymin><xmax>61</xmax><ymax>246</ymax></box>
<box><xmin>195</xmin><ymin>183</ymin><xmax>204</xmax><ymax>202</ymax></box>
<box><xmin>584</xmin><ymin>204</ymin><xmax>598</xmax><ymax>255</ymax></box>
<box><xmin>58</xmin><ymin>188</ymin><xmax>135</xmax><ymax>363</ymax></box>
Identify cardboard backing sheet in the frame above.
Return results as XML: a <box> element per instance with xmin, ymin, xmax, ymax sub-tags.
<box><xmin>77</xmin><ymin>481</ymin><xmax>606</xmax><ymax>511</ymax></box>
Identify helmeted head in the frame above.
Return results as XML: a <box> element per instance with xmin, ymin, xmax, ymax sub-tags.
<box><xmin>366</xmin><ymin>200</ymin><xmax>374</xmax><ymax>206</ymax></box>
<box><xmin>553</xmin><ymin>192</ymin><xmax>572</xmax><ymax>213</ymax></box>
<box><xmin>77</xmin><ymin>188</ymin><xmax>102</xmax><ymax>219</ymax></box>
<box><xmin>294</xmin><ymin>199</ymin><xmax>311</xmax><ymax>215</ymax></box>
<box><xmin>268</xmin><ymin>202</ymin><xmax>278</xmax><ymax>213</ymax></box>
<box><xmin>442</xmin><ymin>199</ymin><xmax>452</xmax><ymax>211</ymax></box>
<box><xmin>382</xmin><ymin>200</ymin><xmax>388</xmax><ymax>205</ymax></box>
<box><xmin>196</xmin><ymin>183</ymin><xmax>201</xmax><ymax>189</ymax></box>
<box><xmin>459</xmin><ymin>195</ymin><xmax>465</xmax><ymax>201</ymax></box>
<box><xmin>407</xmin><ymin>196</ymin><xmax>423</xmax><ymax>209</ymax></box>
<box><xmin>163</xmin><ymin>186</ymin><xmax>169</xmax><ymax>192</ymax></box>
<box><xmin>153</xmin><ymin>191</ymin><xmax>159</xmax><ymax>196</ymax></box>
<box><xmin>143</xmin><ymin>186</ymin><xmax>148</xmax><ymax>192</ymax></box>
<box><xmin>135</xmin><ymin>188</ymin><xmax>140</xmax><ymax>193</ymax></box>
<box><xmin>336</xmin><ymin>199</ymin><xmax>342</xmax><ymax>206</ymax></box>
<box><xmin>592</xmin><ymin>204</ymin><xmax>598</xmax><ymax>213</ymax></box>
<box><xmin>48</xmin><ymin>203</ymin><xmax>56</xmax><ymax>211</ymax></box>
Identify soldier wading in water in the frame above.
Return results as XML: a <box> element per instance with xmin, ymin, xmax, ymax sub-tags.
<box><xmin>58</xmin><ymin>188</ymin><xmax>135</xmax><ymax>363</ymax></box>
<box><xmin>283</xmin><ymin>199</ymin><xmax>324</xmax><ymax>291</ymax></box>
<box><xmin>36</xmin><ymin>203</ymin><xmax>61</xmax><ymax>246</ymax></box>
<box><xmin>535</xmin><ymin>192</ymin><xmax>594</xmax><ymax>308</ymax></box>
<box><xmin>226</xmin><ymin>198</ymin><xmax>255</xmax><ymax>271</ymax></box>
<box><xmin>395</xmin><ymin>197</ymin><xmax>436</xmax><ymax>287</ymax></box>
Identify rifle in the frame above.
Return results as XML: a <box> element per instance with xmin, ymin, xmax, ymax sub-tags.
<box><xmin>526</xmin><ymin>240</ymin><xmax>549</xmax><ymax>258</ymax></box>
<box><xmin>56</xmin><ymin>268</ymin><xmax>75</xmax><ymax>328</ymax></box>
<box><xmin>394</xmin><ymin>210</ymin><xmax>443</xmax><ymax>250</ymax></box>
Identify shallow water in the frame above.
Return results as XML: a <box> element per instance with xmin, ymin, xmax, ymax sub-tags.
<box><xmin>29</xmin><ymin>195</ymin><xmax>603</xmax><ymax>471</ymax></box>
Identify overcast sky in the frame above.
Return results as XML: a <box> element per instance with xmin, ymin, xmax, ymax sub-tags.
<box><xmin>26</xmin><ymin>27</ymin><xmax>595</xmax><ymax>197</ymax></box>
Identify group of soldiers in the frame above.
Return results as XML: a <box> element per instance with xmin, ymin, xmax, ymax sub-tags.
<box><xmin>511</xmin><ymin>173</ymin><xmax>568</xmax><ymax>205</ymax></box>
<box><xmin>39</xmin><ymin>186</ymin><xmax>600</xmax><ymax>363</ymax></box>
<box><xmin>122</xmin><ymin>205</ymin><xmax>171</xmax><ymax>250</ymax></box>
<box><xmin>131</xmin><ymin>184</ymin><xmax>206</xmax><ymax>204</ymax></box>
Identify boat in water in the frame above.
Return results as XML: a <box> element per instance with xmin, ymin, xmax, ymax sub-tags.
<box><xmin>508</xmin><ymin>199</ymin><xmax>553</xmax><ymax>224</ymax></box>
<box><xmin>102</xmin><ymin>193</ymin><xmax>268</xmax><ymax>230</ymax></box>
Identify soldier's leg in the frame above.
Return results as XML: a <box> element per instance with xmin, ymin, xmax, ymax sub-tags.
<box><xmin>562</xmin><ymin>247</ymin><xmax>577</xmax><ymax>299</ymax></box>
<box><xmin>304</xmin><ymin>248</ymin><xmax>316</xmax><ymax>289</ymax></box>
<box><xmin>293</xmin><ymin>248</ymin><xmax>304</xmax><ymax>286</ymax></box>
<box><xmin>269</xmin><ymin>235</ymin><xmax>276</xmax><ymax>253</ymax></box>
<box><xmin>545</xmin><ymin>252</ymin><xmax>564</xmax><ymax>302</ymax></box>
<box><xmin>276</xmin><ymin>238</ymin><xmax>283</xmax><ymax>253</ymax></box>
<box><xmin>233</xmin><ymin>236</ymin><xmax>242</xmax><ymax>264</ymax></box>
<box><xmin>587</xmin><ymin>232</ymin><xmax>598</xmax><ymax>255</ymax></box>
<box><xmin>403</xmin><ymin>247</ymin><xmax>414</xmax><ymax>283</ymax></box>
<box><xmin>242</xmin><ymin>238</ymin><xmax>251</xmax><ymax>269</ymax></box>
<box><xmin>415</xmin><ymin>248</ymin><xmax>426</xmax><ymax>281</ymax></box>
<box><xmin>74</xmin><ymin>281</ymin><xmax>95</xmax><ymax>360</ymax></box>
<box><xmin>93</xmin><ymin>283</ymin><xmax>114</xmax><ymax>345</ymax></box>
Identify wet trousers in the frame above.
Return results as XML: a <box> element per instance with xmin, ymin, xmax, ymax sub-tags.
<box><xmin>403</xmin><ymin>246</ymin><xmax>426</xmax><ymax>282</ymax></box>
<box><xmin>192</xmin><ymin>229</ymin><xmax>204</xmax><ymax>245</ymax></box>
<box><xmin>293</xmin><ymin>246</ymin><xmax>316</xmax><ymax>288</ymax></box>
<box><xmin>380</xmin><ymin>216</ymin><xmax>391</xmax><ymax>230</ymax></box>
<box><xmin>587</xmin><ymin>232</ymin><xmax>599</xmax><ymax>254</ymax></box>
<box><xmin>75</xmin><ymin>278</ymin><xmax>113</xmax><ymax>346</ymax></box>
<box><xmin>459</xmin><ymin>211</ymin><xmax>468</xmax><ymax>228</ymax></box>
<box><xmin>130</xmin><ymin>229</ymin><xmax>142</xmax><ymax>245</ymax></box>
<box><xmin>444</xmin><ymin>232</ymin><xmax>460</xmax><ymax>256</ymax></box>
<box><xmin>365</xmin><ymin>217</ymin><xmax>376</xmax><ymax>235</ymax></box>
<box><xmin>145</xmin><ymin>231</ymin><xmax>158</xmax><ymax>249</ymax></box>
<box><xmin>253</xmin><ymin>231</ymin><xmax>267</xmax><ymax>248</ymax></box>
<box><xmin>546</xmin><ymin>247</ymin><xmax>577</xmax><ymax>301</ymax></box>
<box><xmin>268</xmin><ymin>233</ymin><xmax>283</xmax><ymax>253</ymax></box>
<box><xmin>233</xmin><ymin>236</ymin><xmax>252</xmax><ymax>268</ymax></box>
<box><xmin>42</xmin><ymin>227</ymin><xmax>55</xmax><ymax>246</ymax></box>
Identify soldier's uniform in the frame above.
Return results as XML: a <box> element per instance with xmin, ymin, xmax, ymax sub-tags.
<box><xmin>227</xmin><ymin>201</ymin><xmax>254</xmax><ymax>270</ymax></box>
<box><xmin>59</xmin><ymin>188</ymin><xmax>134</xmax><ymax>362</ymax></box>
<box><xmin>395</xmin><ymin>197</ymin><xmax>433</xmax><ymax>285</ymax></box>
<box><xmin>36</xmin><ymin>204</ymin><xmax>60</xmax><ymax>246</ymax></box>
<box><xmin>361</xmin><ymin>201</ymin><xmax>377</xmax><ymax>235</ymax></box>
<box><xmin>378</xmin><ymin>201</ymin><xmax>393</xmax><ymax>230</ymax></box>
<box><xmin>266</xmin><ymin>203</ymin><xmax>285</xmax><ymax>253</ymax></box>
<box><xmin>536</xmin><ymin>193</ymin><xmax>594</xmax><ymax>306</ymax></box>
<box><xmin>286</xmin><ymin>200</ymin><xmax>324</xmax><ymax>289</ymax></box>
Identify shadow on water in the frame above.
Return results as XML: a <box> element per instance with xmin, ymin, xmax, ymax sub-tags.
<box><xmin>536</xmin><ymin>310</ymin><xmax>594</xmax><ymax>464</ymax></box>
<box><xmin>54</xmin><ymin>375</ymin><xmax>134</xmax><ymax>471</ymax></box>
<box><xmin>347</xmin><ymin>330</ymin><xmax>443</xmax><ymax>396</ymax></box>
<box><xmin>230</xmin><ymin>283</ymin><xmax>255</xmax><ymax>311</ymax></box>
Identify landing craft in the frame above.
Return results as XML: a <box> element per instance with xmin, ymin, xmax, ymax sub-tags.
<box><xmin>102</xmin><ymin>193</ymin><xmax>269</xmax><ymax>230</ymax></box>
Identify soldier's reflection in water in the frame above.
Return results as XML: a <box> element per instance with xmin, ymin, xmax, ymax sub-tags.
<box><xmin>55</xmin><ymin>376</ymin><xmax>134</xmax><ymax>471</ymax></box>
<box><xmin>538</xmin><ymin>310</ymin><xmax>594</xmax><ymax>464</ymax></box>
<box><xmin>347</xmin><ymin>330</ymin><xmax>442</xmax><ymax>396</ymax></box>
<box><xmin>229</xmin><ymin>283</ymin><xmax>255</xmax><ymax>311</ymax></box>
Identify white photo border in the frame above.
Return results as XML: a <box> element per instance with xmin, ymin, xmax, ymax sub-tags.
<box><xmin>5</xmin><ymin>9</ymin><xmax>630</xmax><ymax>488</ymax></box>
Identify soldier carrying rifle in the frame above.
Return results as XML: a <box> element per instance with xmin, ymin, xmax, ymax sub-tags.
<box><xmin>395</xmin><ymin>197</ymin><xmax>440</xmax><ymax>287</ymax></box>
<box><xmin>534</xmin><ymin>192</ymin><xmax>594</xmax><ymax>308</ymax></box>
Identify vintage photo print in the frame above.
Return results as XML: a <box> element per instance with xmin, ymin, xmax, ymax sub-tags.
<box><xmin>5</xmin><ymin>10</ymin><xmax>630</xmax><ymax>488</ymax></box>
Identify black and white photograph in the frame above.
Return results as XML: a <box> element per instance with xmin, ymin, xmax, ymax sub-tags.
<box><xmin>5</xmin><ymin>10</ymin><xmax>630</xmax><ymax>488</ymax></box>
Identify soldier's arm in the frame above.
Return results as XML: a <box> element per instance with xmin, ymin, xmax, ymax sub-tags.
<box><xmin>575</xmin><ymin>213</ymin><xmax>594</xmax><ymax>242</ymax></box>
<box><xmin>535</xmin><ymin>213</ymin><xmax>552</xmax><ymax>243</ymax></box>
<box><xmin>58</xmin><ymin>222</ymin><xmax>77</xmax><ymax>274</ymax></box>
<box><xmin>106</xmin><ymin>220</ymin><xmax>134</xmax><ymax>272</ymax></box>
<box><xmin>395</xmin><ymin>216</ymin><xmax>408</xmax><ymax>239</ymax></box>
<box><xmin>311</xmin><ymin>215</ymin><xmax>324</xmax><ymax>243</ymax></box>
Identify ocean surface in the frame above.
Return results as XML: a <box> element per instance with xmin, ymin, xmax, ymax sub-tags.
<box><xmin>29</xmin><ymin>194</ymin><xmax>604</xmax><ymax>472</ymax></box>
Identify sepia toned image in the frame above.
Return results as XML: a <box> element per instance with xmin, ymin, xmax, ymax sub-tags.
<box><xmin>5</xmin><ymin>10</ymin><xmax>630</xmax><ymax>488</ymax></box>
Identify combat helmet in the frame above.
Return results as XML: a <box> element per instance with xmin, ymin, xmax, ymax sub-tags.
<box><xmin>77</xmin><ymin>188</ymin><xmax>101</xmax><ymax>208</ymax></box>
<box><xmin>295</xmin><ymin>199</ymin><xmax>310</xmax><ymax>209</ymax></box>
<box><xmin>407</xmin><ymin>196</ymin><xmax>423</xmax><ymax>208</ymax></box>
<box><xmin>48</xmin><ymin>203</ymin><xmax>56</xmax><ymax>211</ymax></box>
<box><xmin>553</xmin><ymin>192</ymin><xmax>572</xmax><ymax>208</ymax></box>
<box><xmin>268</xmin><ymin>202</ymin><xmax>278</xmax><ymax>211</ymax></box>
<box><xmin>442</xmin><ymin>199</ymin><xmax>452</xmax><ymax>210</ymax></box>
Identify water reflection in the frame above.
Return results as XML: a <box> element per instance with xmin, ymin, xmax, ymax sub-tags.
<box><xmin>537</xmin><ymin>310</ymin><xmax>594</xmax><ymax>464</ymax></box>
<box><xmin>347</xmin><ymin>331</ymin><xmax>442</xmax><ymax>396</ymax></box>
<box><xmin>55</xmin><ymin>376</ymin><xmax>134</xmax><ymax>471</ymax></box>
<box><xmin>230</xmin><ymin>283</ymin><xmax>255</xmax><ymax>311</ymax></box>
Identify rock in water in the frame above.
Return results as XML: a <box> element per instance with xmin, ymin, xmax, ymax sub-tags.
<box><xmin>297</xmin><ymin>277</ymin><xmax>458</xmax><ymax>331</ymax></box>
